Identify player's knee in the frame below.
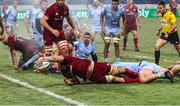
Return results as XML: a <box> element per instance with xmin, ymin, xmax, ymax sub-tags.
<box><xmin>155</xmin><ymin>45</ymin><xmax>161</xmax><ymax>51</ymax></box>
<box><xmin>113</xmin><ymin>37</ymin><xmax>120</xmax><ymax>44</ymax></box>
<box><xmin>105</xmin><ymin>75</ymin><xmax>114</xmax><ymax>83</ymax></box>
<box><xmin>104</xmin><ymin>37</ymin><xmax>111</xmax><ymax>44</ymax></box>
<box><xmin>133</xmin><ymin>34</ymin><xmax>138</xmax><ymax>38</ymax></box>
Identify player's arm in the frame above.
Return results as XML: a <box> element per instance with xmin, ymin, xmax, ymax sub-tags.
<box><xmin>168</xmin><ymin>13</ymin><xmax>177</xmax><ymax>35</ymax></box>
<box><xmin>136</xmin><ymin>14</ymin><xmax>141</xmax><ymax>28</ymax></box>
<box><xmin>91</xmin><ymin>53</ymin><xmax>98</xmax><ymax>62</ymax></box>
<box><xmin>35</xmin><ymin>55</ymin><xmax>64</xmax><ymax>66</ymax></box>
<box><xmin>24</xmin><ymin>10</ymin><xmax>30</xmax><ymax>33</ymax></box>
<box><xmin>156</xmin><ymin>25</ymin><xmax>162</xmax><ymax>36</ymax></box>
<box><xmin>66</xmin><ymin>15</ymin><xmax>77</xmax><ymax>31</ymax></box>
<box><xmin>100</xmin><ymin>13</ymin><xmax>105</xmax><ymax>33</ymax></box>
<box><xmin>40</xmin><ymin>15</ymin><xmax>53</xmax><ymax>33</ymax></box>
<box><xmin>10</xmin><ymin>50</ymin><xmax>18</xmax><ymax>68</ymax></box>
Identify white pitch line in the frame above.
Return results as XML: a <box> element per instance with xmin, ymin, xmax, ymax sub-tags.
<box><xmin>0</xmin><ymin>73</ymin><xmax>87</xmax><ymax>106</ymax></box>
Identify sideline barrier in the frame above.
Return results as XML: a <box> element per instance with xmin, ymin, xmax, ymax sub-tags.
<box><xmin>1</xmin><ymin>9</ymin><xmax>179</xmax><ymax>20</ymax></box>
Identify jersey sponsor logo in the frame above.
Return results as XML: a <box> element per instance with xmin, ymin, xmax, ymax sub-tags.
<box><xmin>161</xmin><ymin>20</ymin><xmax>168</xmax><ymax>25</ymax></box>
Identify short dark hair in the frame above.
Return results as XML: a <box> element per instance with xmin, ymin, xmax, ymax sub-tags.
<box><xmin>112</xmin><ymin>0</ymin><xmax>119</xmax><ymax>3</ymax></box>
<box><xmin>158</xmin><ymin>1</ymin><xmax>166</xmax><ymax>7</ymax></box>
<box><xmin>40</xmin><ymin>0</ymin><xmax>48</xmax><ymax>4</ymax></box>
<box><xmin>84</xmin><ymin>32</ymin><xmax>91</xmax><ymax>36</ymax></box>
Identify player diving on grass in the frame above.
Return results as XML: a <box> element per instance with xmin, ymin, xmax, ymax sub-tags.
<box><xmin>35</xmin><ymin>55</ymin><xmax>141</xmax><ymax>85</ymax></box>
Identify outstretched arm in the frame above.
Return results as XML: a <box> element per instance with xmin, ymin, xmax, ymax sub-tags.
<box><xmin>35</xmin><ymin>55</ymin><xmax>64</xmax><ymax>66</ymax></box>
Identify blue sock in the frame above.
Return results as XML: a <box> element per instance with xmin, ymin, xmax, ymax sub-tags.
<box><xmin>22</xmin><ymin>54</ymin><xmax>40</xmax><ymax>67</ymax></box>
<box><xmin>159</xmin><ymin>72</ymin><xmax>165</xmax><ymax>78</ymax></box>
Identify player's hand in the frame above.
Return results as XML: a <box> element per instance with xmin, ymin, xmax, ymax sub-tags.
<box><xmin>35</xmin><ymin>57</ymin><xmax>44</xmax><ymax>66</ymax></box>
<box><xmin>176</xmin><ymin>61</ymin><xmax>180</xmax><ymax>64</ymax></box>
<box><xmin>52</xmin><ymin>62</ymin><xmax>59</xmax><ymax>69</ymax></box>
<box><xmin>156</xmin><ymin>30</ymin><xmax>161</xmax><ymax>36</ymax></box>
<box><xmin>73</xmin><ymin>29</ymin><xmax>80</xmax><ymax>38</ymax></box>
<box><xmin>64</xmin><ymin>78</ymin><xmax>75</xmax><ymax>85</ymax></box>
<box><xmin>51</xmin><ymin>29</ymin><xmax>59</xmax><ymax>37</ymax></box>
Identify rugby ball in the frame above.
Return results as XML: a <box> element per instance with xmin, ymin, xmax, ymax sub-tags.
<box><xmin>34</xmin><ymin>61</ymin><xmax>51</xmax><ymax>70</ymax></box>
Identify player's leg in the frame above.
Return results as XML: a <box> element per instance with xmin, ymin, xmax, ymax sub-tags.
<box><xmin>113</xmin><ymin>34</ymin><xmax>121</xmax><ymax>61</ymax></box>
<box><xmin>170</xmin><ymin>31</ymin><xmax>180</xmax><ymax>56</ymax></box>
<box><xmin>106</xmin><ymin>75</ymin><xmax>139</xmax><ymax>83</ymax></box>
<box><xmin>139</xmin><ymin>69</ymin><xmax>159</xmax><ymax>83</ymax></box>
<box><xmin>132</xmin><ymin>30</ymin><xmax>140</xmax><ymax>52</ymax></box>
<box><xmin>154</xmin><ymin>37</ymin><xmax>168</xmax><ymax>65</ymax></box>
<box><xmin>174</xmin><ymin>44</ymin><xmax>180</xmax><ymax>56</ymax></box>
<box><xmin>103</xmin><ymin>34</ymin><xmax>111</xmax><ymax>63</ymax></box>
<box><xmin>109</xmin><ymin>66</ymin><xmax>139</xmax><ymax>78</ymax></box>
<box><xmin>90</xmin><ymin>32</ymin><xmax>96</xmax><ymax>47</ymax></box>
<box><xmin>123</xmin><ymin>32</ymin><xmax>129</xmax><ymax>50</ymax></box>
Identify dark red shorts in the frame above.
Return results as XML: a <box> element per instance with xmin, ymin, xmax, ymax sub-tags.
<box><xmin>43</xmin><ymin>30</ymin><xmax>66</xmax><ymax>46</ymax></box>
<box><xmin>125</xmin><ymin>24</ymin><xmax>137</xmax><ymax>33</ymax></box>
<box><xmin>90</xmin><ymin>62</ymin><xmax>111</xmax><ymax>83</ymax></box>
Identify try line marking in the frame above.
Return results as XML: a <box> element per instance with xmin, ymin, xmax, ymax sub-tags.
<box><xmin>0</xmin><ymin>73</ymin><xmax>87</xmax><ymax>106</ymax></box>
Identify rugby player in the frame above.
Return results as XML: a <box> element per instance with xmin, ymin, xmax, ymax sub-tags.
<box><xmin>40</xmin><ymin>0</ymin><xmax>79</xmax><ymax>57</ymax></box>
<box><xmin>21</xmin><ymin>0</ymin><xmax>49</xmax><ymax>69</ymax></box>
<box><xmin>100</xmin><ymin>0</ymin><xmax>124</xmax><ymax>63</ymax></box>
<box><xmin>35</xmin><ymin>55</ymin><xmax>140</xmax><ymax>85</ymax></box>
<box><xmin>122</xmin><ymin>0</ymin><xmax>141</xmax><ymax>51</ymax></box>
<box><xmin>87</xmin><ymin>0</ymin><xmax>104</xmax><ymax>46</ymax></box>
<box><xmin>155</xmin><ymin>1</ymin><xmax>180</xmax><ymax>65</ymax></box>
<box><xmin>169</xmin><ymin>0</ymin><xmax>178</xmax><ymax>16</ymax></box>
<box><xmin>4</xmin><ymin>0</ymin><xmax>18</xmax><ymax>35</ymax></box>
<box><xmin>0</xmin><ymin>35</ymin><xmax>38</xmax><ymax>69</ymax></box>
<box><xmin>74</xmin><ymin>32</ymin><xmax>98</xmax><ymax>61</ymax></box>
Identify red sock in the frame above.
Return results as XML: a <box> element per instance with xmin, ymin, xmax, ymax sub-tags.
<box><xmin>124</xmin><ymin>68</ymin><xmax>139</xmax><ymax>78</ymax></box>
<box><xmin>133</xmin><ymin>37</ymin><xmax>138</xmax><ymax>48</ymax></box>
<box><xmin>124</xmin><ymin>77</ymin><xmax>140</xmax><ymax>83</ymax></box>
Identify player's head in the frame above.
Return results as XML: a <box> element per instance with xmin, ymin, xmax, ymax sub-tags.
<box><xmin>83</xmin><ymin>32</ymin><xmax>91</xmax><ymax>44</ymax></box>
<box><xmin>111</xmin><ymin>0</ymin><xmax>119</xmax><ymax>10</ymax></box>
<box><xmin>93</xmin><ymin>0</ymin><xmax>99</xmax><ymax>7</ymax></box>
<box><xmin>40</xmin><ymin>0</ymin><xmax>48</xmax><ymax>11</ymax></box>
<box><xmin>63</xmin><ymin>24</ymin><xmax>70</xmax><ymax>32</ymax></box>
<box><xmin>12</xmin><ymin>0</ymin><xmax>18</xmax><ymax>7</ymax></box>
<box><xmin>32</xmin><ymin>0</ymin><xmax>39</xmax><ymax>6</ymax></box>
<box><xmin>56</xmin><ymin>0</ymin><xmax>65</xmax><ymax>7</ymax></box>
<box><xmin>157</xmin><ymin>1</ymin><xmax>166</xmax><ymax>14</ymax></box>
<box><xmin>127</xmin><ymin>0</ymin><xmax>133</xmax><ymax>5</ymax></box>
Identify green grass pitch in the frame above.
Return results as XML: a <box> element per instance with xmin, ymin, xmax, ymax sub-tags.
<box><xmin>0</xmin><ymin>18</ymin><xmax>180</xmax><ymax>105</ymax></box>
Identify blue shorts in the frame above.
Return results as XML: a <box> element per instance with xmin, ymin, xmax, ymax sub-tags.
<box><xmin>112</xmin><ymin>62</ymin><xmax>140</xmax><ymax>72</ymax></box>
<box><xmin>112</xmin><ymin>61</ymin><xmax>160</xmax><ymax>73</ymax></box>
<box><xmin>32</xmin><ymin>32</ymin><xmax>44</xmax><ymax>49</ymax></box>
<box><xmin>139</xmin><ymin>61</ymin><xmax>160</xmax><ymax>73</ymax></box>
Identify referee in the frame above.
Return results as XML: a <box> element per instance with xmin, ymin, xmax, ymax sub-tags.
<box><xmin>155</xmin><ymin>1</ymin><xmax>180</xmax><ymax>65</ymax></box>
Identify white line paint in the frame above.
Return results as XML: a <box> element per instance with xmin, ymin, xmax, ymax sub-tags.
<box><xmin>0</xmin><ymin>73</ymin><xmax>87</xmax><ymax>106</ymax></box>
